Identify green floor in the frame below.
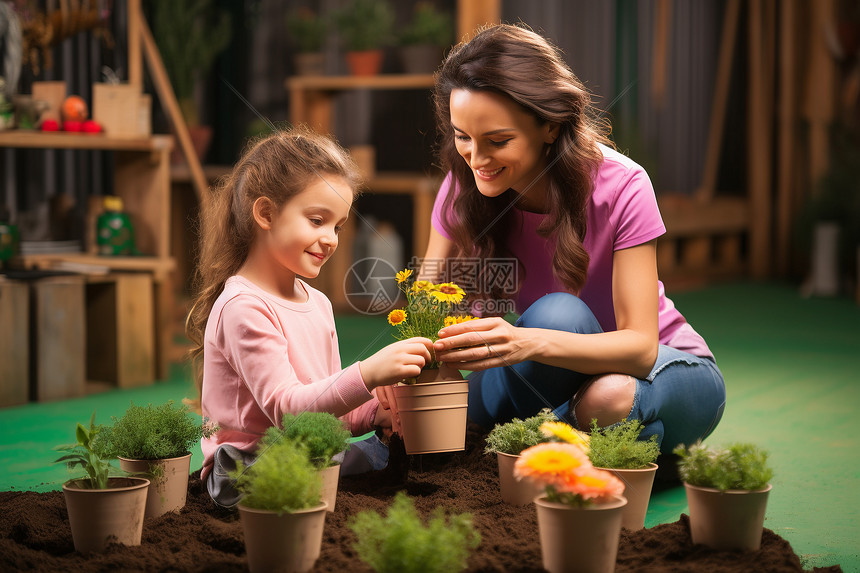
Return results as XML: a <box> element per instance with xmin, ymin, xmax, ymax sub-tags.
<box><xmin>1</xmin><ymin>282</ymin><xmax>857</xmax><ymax>571</ymax></box>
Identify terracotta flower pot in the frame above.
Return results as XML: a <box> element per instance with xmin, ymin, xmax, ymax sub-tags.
<box><xmin>119</xmin><ymin>453</ymin><xmax>192</xmax><ymax>519</ymax></box>
<box><xmin>318</xmin><ymin>463</ymin><xmax>340</xmax><ymax>512</ymax></box>
<box><xmin>496</xmin><ymin>452</ymin><xmax>543</xmax><ymax>506</ymax></box>
<box><xmin>392</xmin><ymin>366</ymin><xmax>468</xmax><ymax>455</ymax></box>
<box><xmin>601</xmin><ymin>462</ymin><xmax>658</xmax><ymax>530</ymax></box>
<box><xmin>345</xmin><ymin>50</ymin><xmax>384</xmax><ymax>76</ymax></box>
<box><xmin>535</xmin><ymin>495</ymin><xmax>627</xmax><ymax>573</ymax></box>
<box><xmin>62</xmin><ymin>477</ymin><xmax>150</xmax><ymax>554</ymax></box>
<box><xmin>238</xmin><ymin>502</ymin><xmax>328</xmax><ymax>573</ymax></box>
<box><xmin>684</xmin><ymin>482</ymin><xmax>772</xmax><ymax>550</ymax></box>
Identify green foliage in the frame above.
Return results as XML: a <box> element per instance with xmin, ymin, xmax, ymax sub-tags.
<box><xmin>484</xmin><ymin>409</ymin><xmax>557</xmax><ymax>455</ymax></box>
<box><xmin>673</xmin><ymin>442</ymin><xmax>774</xmax><ymax>491</ymax></box>
<box><xmin>232</xmin><ymin>437</ymin><xmax>322</xmax><ymax>513</ymax></box>
<box><xmin>333</xmin><ymin>0</ymin><xmax>395</xmax><ymax>51</ymax></box>
<box><xmin>349</xmin><ymin>491</ymin><xmax>481</xmax><ymax>573</ymax></box>
<box><xmin>587</xmin><ymin>418</ymin><xmax>660</xmax><ymax>470</ymax></box>
<box><xmin>151</xmin><ymin>0</ymin><xmax>232</xmax><ymax>122</ymax></box>
<box><xmin>286</xmin><ymin>7</ymin><xmax>328</xmax><ymax>53</ymax></box>
<box><xmin>398</xmin><ymin>2</ymin><xmax>454</xmax><ymax>47</ymax></box>
<box><xmin>98</xmin><ymin>401</ymin><xmax>211</xmax><ymax>460</ymax></box>
<box><xmin>54</xmin><ymin>411</ymin><xmax>117</xmax><ymax>490</ymax></box>
<box><xmin>261</xmin><ymin>412</ymin><xmax>351</xmax><ymax>469</ymax></box>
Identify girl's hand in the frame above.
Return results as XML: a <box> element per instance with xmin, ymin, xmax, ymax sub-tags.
<box><xmin>433</xmin><ymin>317</ymin><xmax>531</xmax><ymax>371</ymax></box>
<box><xmin>360</xmin><ymin>337</ymin><xmax>434</xmax><ymax>390</ymax></box>
<box><xmin>373</xmin><ymin>388</ymin><xmax>401</xmax><ymax>435</ymax></box>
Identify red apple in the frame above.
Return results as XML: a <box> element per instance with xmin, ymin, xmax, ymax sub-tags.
<box><xmin>63</xmin><ymin>121</ymin><xmax>82</xmax><ymax>132</ymax></box>
<box><xmin>82</xmin><ymin>120</ymin><xmax>102</xmax><ymax>134</ymax></box>
<box><xmin>41</xmin><ymin>119</ymin><xmax>60</xmax><ymax>132</ymax></box>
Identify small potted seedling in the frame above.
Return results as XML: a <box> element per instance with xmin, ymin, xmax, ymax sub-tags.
<box><xmin>285</xmin><ymin>7</ymin><xmax>328</xmax><ymax>76</ymax></box>
<box><xmin>265</xmin><ymin>411</ymin><xmax>351</xmax><ymax>512</ymax></box>
<box><xmin>585</xmin><ymin>418</ymin><xmax>660</xmax><ymax>530</ymax></box>
<box><xmin>54</xmin><ymin>412</ymin><xmax>150</xmax><ymax>554</ymax></box>
<box><xmin>232</xmin><ymin>435</ymin><xmax>327</xmax><ymax>573</ymax></box>
<box><xmin>674</xmin><ymin>441</ymin><xmax>774</xmax><ymax>550</ymax></box>
<box><xmin>332</xmin><ymin>0</ymin><xmax>395</xmax><ymax>76</ymax></box>
<box><xmin>484</xmin><ymin>409</ymin><xmax>560</xmax><ymax>505</ymax></box>
<box><xmin>349</xmin><ymin>491</ymin><xmax>481</xmax><ymax>573</ymax></box>
<box><xmin>98</xmin><ymin>401</ymin><xmax>215</xmax><ymax>518</ymax></box>
<box><xmin>397</xmin><ymin>2</ymin><xmax>454</xmax><ymax>74</ymax></box>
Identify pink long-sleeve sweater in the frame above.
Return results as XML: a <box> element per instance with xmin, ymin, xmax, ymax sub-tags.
<box><xmin>200</xmin><ymin>275</ymin><xmax>377</xmax><ymax>482</ymax></box>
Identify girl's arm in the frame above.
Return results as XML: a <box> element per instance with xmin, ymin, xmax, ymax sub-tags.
<box><xmin>432</xmin><ymin>241</ymin><xmax>660</xmax><ymax>379</ymax></box>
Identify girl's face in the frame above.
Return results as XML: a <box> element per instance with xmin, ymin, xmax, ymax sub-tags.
<box><xmin>262</xmin><ymin>174</ymin><xmax>353</xmax><ymax>280</ymax></box>
<box><xmin>450</xmin><ymin>88</ymin><xmax>557</xmax><ymax>209</ymax></box>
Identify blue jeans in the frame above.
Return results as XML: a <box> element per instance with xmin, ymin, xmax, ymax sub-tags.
<box><xmin>467</xmin><ymin>293</ymin><xmax>726</xmax><ymax>454</ymax></box>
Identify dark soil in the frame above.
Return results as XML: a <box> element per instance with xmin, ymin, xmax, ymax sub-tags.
<box><xmin>0</xmin><ymin>425</ymin><xmax>843</xmax><ymax>572</ymax></box>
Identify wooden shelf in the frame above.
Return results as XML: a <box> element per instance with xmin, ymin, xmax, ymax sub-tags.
<box><xmin>170</xmin><ymin>163</ymin><xmax>232</xmax><ymax>183</ymax></box>
<box><xmin>14</xmin><ymin>253</ymin><xmax>175</xmax><ymax>280</ymax></box>
<box><xmin>286</xmin><ymin>74</ymin><xmax>435</xmax><ymax>91</ymax></box>
<box><xmin>0</xmin><ymin>131</ymin><xmax>173</xmax><ymax>152</ymax></box>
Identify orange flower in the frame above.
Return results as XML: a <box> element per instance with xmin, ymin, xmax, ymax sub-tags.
<box><xmin>514</xmin><ymin>442</ymin><xmax>624</xmax><ymax>505</ymax></box>
<box><xmin>387</xmin><ymin>309</ymin><xmax>407</xmax><ymax>326</ymax></box>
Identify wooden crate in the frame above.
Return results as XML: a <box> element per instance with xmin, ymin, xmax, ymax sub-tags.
<box><xmin>31</xmin><ymin>275</ymin><xmax>86</xmax><ymax>402</ymax></box>
<box><xmin>86</xmin><ymin>273</ymin><xmax>155</xmax><ymax>388</ymax></box>
<box><xmin>0</xmin><ymin>279</ymin><xmax>29</xmax><ymax>407</ymax></box>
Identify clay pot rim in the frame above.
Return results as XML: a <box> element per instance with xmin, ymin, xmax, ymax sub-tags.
<box><xmin>596</xmin><ymin>462</ymin><xmax>659</xmax><ymax>472</ymax></box>
<box><xmin>237</xmin><ymin>501</ymin><xmax>329</xmax><ymax>515</ymax></box>
<box><xmin>117</xmin><ymin>452</ymin><xmax>193</xmax><ymax>463</ymax></box>
<box><xmin>535</xmin><ymin>494</ymin><xmax>628</xmax><ymax>511</ymax></box>
<box><xmin>62</xmin><ymin>476</ymin><xmax>150</xmax><ymax>492</ymax></box>
<box><xmin>683</xmin><ymin>482</ymin><xmax>773</xmax><ymax>495</ymax></box>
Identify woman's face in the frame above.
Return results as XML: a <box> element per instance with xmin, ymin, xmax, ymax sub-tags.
<box><xmin>450</xmin><ymin>88</ymin><xmax>557</xmax><ymax>209</ymax></box>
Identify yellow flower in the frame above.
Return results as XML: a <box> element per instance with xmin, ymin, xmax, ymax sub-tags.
<box><xmin>395</xmin><ymin>269</ymin><xmax>413</xmax><ymax>284</ymax></box>
<box><xmin>444</xmin><ymin>315</ymin><xmax>478</xmax><ymax>327</ymax></box>
<box><xmin>514</xmin><ymin>443</ymin><xmax>587</xmax><ymax>489</ymax></box>
<box><xmin>430</xmin><ymin>282</ymin><xmax>465</xmax><ymax>304</ymax></box>
<box><xmin>387</xmin><ymin>309</ymin><xmax>407</xmax><ymax>326</ymax></box>
<box><xmin>410</xmin><ymin>280</ymin><xmax>434</xmax><ymax>293</ymax></box>
<box><xmin>540</xmin><ymin>421</ymin><xmax>590</xmax><ymax>450</ymax></box>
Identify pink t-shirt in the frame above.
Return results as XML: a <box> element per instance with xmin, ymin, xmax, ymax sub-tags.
<box><xmin>200</xmin><ymin>275</ymin><xmax>377</xmax><ymax>481</ymax></box>
<box><xmin>431</xmin><ymin>144</ymin><xmax>713</xmax><ymax>360</ymax></box>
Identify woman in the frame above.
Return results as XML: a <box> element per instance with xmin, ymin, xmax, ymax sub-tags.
<box><xmin>420</xmin><ymin>24</ymin><xmax>724</xmax><ymax>454</ymax></box>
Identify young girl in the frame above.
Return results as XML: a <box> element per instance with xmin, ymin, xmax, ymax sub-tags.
<box><xmin>185</xmin><ymin>129</ymin><xmax>432</xmax><ymax>507</ymax></box>
<box><xmin>417</xmin><ymin>24</ymin><xmax>725</xmax><ymax>457</ymax></box>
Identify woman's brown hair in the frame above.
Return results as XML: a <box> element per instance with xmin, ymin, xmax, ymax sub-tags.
<box><xmin>433</xmin><ymin>23</ymin><xmax>611</xmax><ymax>299</ymax></box>
<box><xmin>184</xmin><ymin>128</ymin><xmax>360</xmax><ymax>411</ymax></box>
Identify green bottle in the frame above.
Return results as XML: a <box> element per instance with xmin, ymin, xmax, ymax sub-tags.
<box><xmin>96</xmin><ymin>196</ymin><xmax>136</xmax><ymax>256</ymax></box>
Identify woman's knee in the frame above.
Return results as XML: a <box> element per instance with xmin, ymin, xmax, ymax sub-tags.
<box><xmin>518</xmin><ymin>292</ymin><xmax>602</xmax><ymax>333</ymax></box>
<box><xmin>573</xmin><ymin>373</ymin><xmax>636</xmax><ymax>429</ymax></box>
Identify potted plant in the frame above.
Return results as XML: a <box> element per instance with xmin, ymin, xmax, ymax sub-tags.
<box><xmin>263</xmin><ymin>411</ymin><xmax>351</xmax><ymax>512</ymax></box>
<box><xmin>514</xmin><ymin>441</ymin><xmax>627</xmax><ymax>573</ymax></box>
<box><xmin>232</xmin><ymin>435</ymin><xmax>327</xmax><ymax>573</ymax></box>
<box><xmin>674</xmin><ymin>441</ymin><xmax>774</xmax><ymax>551</ymax></box>
<box><xmin>484</xmin><ymin>409</ymin><xmax>559</xmax><ymax>505</ymax></box>
<box><xmin>285</xmin><ymin>7</ymin><xmax>328</xmax><ymax>76</ymax></box>
<box><xmin>585</xmin><ymin>418</ymin><xmax>660</xmax><ymax>530</ymax></box>
<box><xmin>54</xmin><ymin>412</ymin><xmax>150</xmax><ymax>554</ymax></box>
<box><xmin>349</xmin><ymin>491</ymin><xmax>481</xmax><ymax>572</ymax></box>
<box><xmin>97</xmin><ymin>401</ymin><xmax>214</xmax><ymax>518</ymax></box>
<box><xmin>387</xmin><ymin>269</ymin><xmax>471</xmax><ymax>454</ymax></box>
<box><xmin>397</xmin><ymin>2</ymin><xmax>454</xmax><ymax>74</ymax></box>
<box><xmin>332</xmin><ymin>0</ymin><xmax>395</xmax><ymax>76</ymax></box>
<box><xmin>151</xmin><ymin>0</ymin><xmax>232</xmax><ymax>163</ymax></box>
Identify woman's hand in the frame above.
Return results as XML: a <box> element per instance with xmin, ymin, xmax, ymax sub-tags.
<box><xmin>433</xmin><ymin>317</ymin><xmax>533</xmax><ymax>371</ymax></box>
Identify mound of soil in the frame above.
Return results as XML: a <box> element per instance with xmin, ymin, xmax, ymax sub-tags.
<box><xmin>0</xmin><ymin>426</ymin><xmax>843</xmax><ymax>572</ymax></box>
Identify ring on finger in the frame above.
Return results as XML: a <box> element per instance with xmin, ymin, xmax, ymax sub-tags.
<box><xmin>485</xmin><ymin>342</ymin><xmax>492</xmax><ymax>358</ymax></box>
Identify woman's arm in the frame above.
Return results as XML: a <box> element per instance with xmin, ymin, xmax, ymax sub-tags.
<box><xmin>418</xmin><ymin>227</ymin><xmax>457</xmax><ymax>280</ymax></box>
<box><xmin>433</xmin><ymin>241</ymin><xmax>660</xmax><ymax>379</ymax></box>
